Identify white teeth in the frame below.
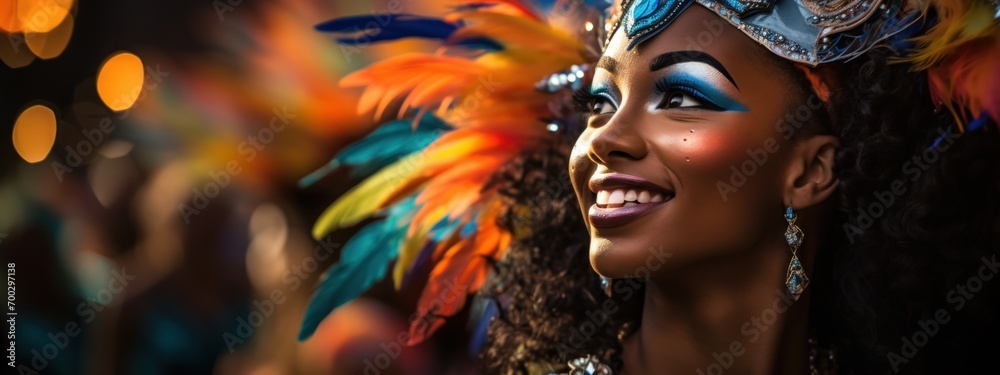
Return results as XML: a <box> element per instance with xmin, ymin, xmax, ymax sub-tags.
<box><xmin>624</xmin><ymin>190</ymin><xmax>637</xmax><ymax>202</ymax></box>
<box><xmin>608</xmin><ymin>190</ymin><xmax>625</xmax><ymax>205</ymax></box>
<box><xmin>595</xmin><ymin>187</ymin><xmax>672</xmax><ymax>207</ymax></box>
<box><xmin>637</xmin><ymin>190</ymin><xmax>651</xmax><ymax>203</ymax></box>
<box><xmin>596</xmin><ymin>190</ymin><xmax>610</xmax><ymax>205</ymax></box>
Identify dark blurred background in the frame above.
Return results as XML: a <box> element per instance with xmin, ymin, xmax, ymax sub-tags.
<box><xmin>0</xmin><ymin>0</ymin><xmax>478</xmax><ymax>374</ymax></box>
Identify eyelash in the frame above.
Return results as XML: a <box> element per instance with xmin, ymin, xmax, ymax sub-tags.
<box><xmin>653</xmin><ymin>79</ymin><xmax>724</xmax><ymax>111</ymax></box>
<box><xmin>573</xmin><ymin>88</ymin><xmax>614</xmax><ymax>115</ymax></box>
<box><xmin>574</xmin><ymin>82</ymin><xmax>724</xmax><ymax>118</ymax></box>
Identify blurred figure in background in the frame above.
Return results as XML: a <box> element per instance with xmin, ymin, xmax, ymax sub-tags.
<box><xmin>2</xmin><ymin>0</ymin><xmax>468</xmax><ymax>373</ymax></box>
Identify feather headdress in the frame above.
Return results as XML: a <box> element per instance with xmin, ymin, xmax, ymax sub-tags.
<box><xmin>297</xmin><ymin>0</ymin><xmax>603</xmax><ymax>344</ymax></box>
<box><xmin>298</xmin><ymin>0</ymin><xmax>1000</xmax><ymax>347</ymax></box>
<box><xmin>903</xmin><ymin>0</ymin><xmax>1000</xmax><ymax>130</ymax></box>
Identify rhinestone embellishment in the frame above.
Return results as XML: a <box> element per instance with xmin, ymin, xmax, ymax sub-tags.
<box><xmin>784</xmin><ymin>206</ymin><xmax>808</xmax><ymax>301</ymax></box>
<box><xmin>786</xmin><ymin>256</ymin><xmax>809</xmax><ymax>299</ymax></box>
<box><xmin>566</xmin><ymin>355</ymin><xmax>613</xmax><ymax>375</ymax></box>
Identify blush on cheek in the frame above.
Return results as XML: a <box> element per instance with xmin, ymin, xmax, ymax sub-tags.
<box><xmin>675</xmin><ymin>128</ymin><xmax>758</xmax><ymax>177</ymax></box>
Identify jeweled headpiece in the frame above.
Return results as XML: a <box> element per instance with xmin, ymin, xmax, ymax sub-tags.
<box><xmin>609</xmin><ymin>0</ymin><xmax>921</xmax><ymax>65</ymax></box>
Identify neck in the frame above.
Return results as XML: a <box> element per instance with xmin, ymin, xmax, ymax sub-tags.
<box><xmin>621</xmin><ymin>234</ymin><xmax>818</xmax><ymax>375</ymax></box>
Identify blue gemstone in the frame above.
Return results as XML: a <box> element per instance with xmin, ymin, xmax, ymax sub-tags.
<box><xmin>785</xmin><ymin>207</ymin><xmax>794</xmax><ymax>220</ymax></box>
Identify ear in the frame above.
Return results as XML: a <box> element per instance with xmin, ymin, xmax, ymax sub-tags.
<box><xmin>783</xmin><ymin>135</ymin><xmax>839</xmax><ymax>209</ymax></box>
<box><xmin>794</xmin><ymin>64</ymin><xmax>833</xmax><ymax>103</ymax></box>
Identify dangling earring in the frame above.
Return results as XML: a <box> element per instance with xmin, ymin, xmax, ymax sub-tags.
<box><xmin>599</xmin><ymin>275</ymin><xmax>613</xmax><ymax>297</ymax></box>
<box><xmin>784</xmin><ymin>206</ymin><xmax>809</xmax><ymax>301</ymax></box>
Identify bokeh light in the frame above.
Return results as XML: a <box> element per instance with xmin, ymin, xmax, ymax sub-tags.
<box><xmin>25</xmin><ymin>14</ymin><xmax>73</xmax><ymax>60</ymax></box>
<box><xmin>88</xmin><ymin>155</ymin><xmax>140</xmax><ymax>208</ymax></box>
<box><xmin>0</xmin><ymin>1</ymin><xmax>24</xmax><ymax>33</ymax></box>
<box><xmin>17</xmin><ymin>0</ymin><xmax>73</xmax><ymax>34</ymax></box>
<box><xmin>0</xmin><ymin>30</ymin><xmax>35</xmax><ymax>68</ymax></box>
<box><xmin>246</xmin><ymin>204</ymin><xmax>289</xmax><ymax>290</ymax></box>
<box><xmin>4</xmin><ymin>1</ymin><xmax>469</xmax><ymax>374</ymax></box>
<box><xmin>12</xmin><ymin>104</ymin><xmax>58</xmax><ymax>163</ymax></box>
<box><xmin>97</xmin><ymin>51</ymin><xmax>145</xmax><ymax>111</ymax></box>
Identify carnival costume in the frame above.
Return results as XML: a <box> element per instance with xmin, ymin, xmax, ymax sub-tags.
<box><xmin>297</xmin><ymin>0</ymin><xmax>1000</xmax><ymax>373</ymax></box>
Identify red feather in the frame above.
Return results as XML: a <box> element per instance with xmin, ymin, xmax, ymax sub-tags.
<box><xmin>407</xmin><ymin>200</ymin><xmax>509</xmax><ymax>345</ymax></box>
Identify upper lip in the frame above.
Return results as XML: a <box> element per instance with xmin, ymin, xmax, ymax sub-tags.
<box><xmin>588</xmin><ymin>173</ymin><xmax>674</xmax><ymax>195</ymax></box>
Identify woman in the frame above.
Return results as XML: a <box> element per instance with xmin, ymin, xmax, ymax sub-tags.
<box><xmin>301</xmin><ymin>0</ymin><xmax>1000</xmax><ymax>373</ymax></box>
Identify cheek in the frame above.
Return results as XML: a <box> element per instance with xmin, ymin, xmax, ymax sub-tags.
<box><xmin>654</xmin><ymin>115</ymin><xmax>784</xmax><ymax>189</ymax></box>
<box><xmin>646</xmin><ymin>114</ymin><xmax>785</xmax><ymax>252</ymax></box>
<box><xmin>569</xmin><ymin>132</ymin><xmax>595</xmax><ymax>191</ymax></box>
<box><xmin>569</xmin><ymin>134</ymin><xmax>589</xmax><ymax>171</ymax></box>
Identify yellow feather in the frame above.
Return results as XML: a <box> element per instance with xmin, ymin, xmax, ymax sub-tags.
<box><xmin>312</xmin><ymin>152</ymin><xmax>425</xmax><ymax>239</ymax></box>
<box><xmin>904</xmin><ymin>0</ymin><xmax>999</xmax><ymax>70</ymax></box>
<box><xmin>446</xmin><ymin>11</ymin><xmax>585</xmax><ymax>60</ymax></box>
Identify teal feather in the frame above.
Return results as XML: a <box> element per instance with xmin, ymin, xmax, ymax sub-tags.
<box><xmin>298</xmin><ymin>114</ymin><xmax>451</xmax><ymax>188</ymax></box>
<box><xmin>429</xmin><ymin>215</ymin><xmax>463</xmax><ymax>242</ymax></box>
<box><xmin>297</xmin><ymin>196</ymin><xmax>417</xmax><ymax>340</ymax></box>
<box><xmin>460</xmin><ymin>219</ymin><xmax>478</xmax><ymax>237</ymax></box>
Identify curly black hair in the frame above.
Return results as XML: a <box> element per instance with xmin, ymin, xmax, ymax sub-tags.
<box><xmin>478</xmin><ymin>138</ymin><xmax>639</xmax><ymax>374</ymax></box>
<box><xmin>479</xmin><ymin>43</ymin><xmax>1000</xmax><ymax>375</ymax></box>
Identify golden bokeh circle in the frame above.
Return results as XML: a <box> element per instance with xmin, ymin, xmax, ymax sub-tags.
<box><xmin>12</xmin><ymin>104</ymin><xmax>58</xmax><ymax>163</ymax></box>
<box><xmin>17</xmin><ymin>0</ymin><xmax>73</xmax><ymax>34</ymax></box>
<box><xmin>26</xmin><ymin>13</ymin><xmax>73</xmax><ymax>59</ymax></box>
<box><xmin>0</xmin><ymin>1</ymin><xmax>24</xmax><ymax>33</ymax></box>
<box><xmin>97</xmin><ymin>52</ymin><xmax>145</xmax><ymax>112</ymax></box>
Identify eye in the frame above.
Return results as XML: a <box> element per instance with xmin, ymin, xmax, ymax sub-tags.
<box><xmin>573</xmin><ymin>88</ymin><xmax>617</xmax><ymax>116</ymax></box>
<box><xmin>662</xmin><ymin>92</ymin><xmax>702</xmax><ymax>109</ymax></box>
<box><xmin>653</xmin><ymin>78</ymin><xmax>727</xmax><ymax>111</ymax></box>
<box><xmin>592</xmin><ymin>99</ymin><xmax>615</xmax><ymax>115</ymax></box>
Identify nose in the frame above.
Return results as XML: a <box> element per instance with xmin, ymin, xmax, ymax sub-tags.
<box><xmin>587</xmin><ymin>115</ymin><xmax>647</xmax><ymax>166</ymax></box>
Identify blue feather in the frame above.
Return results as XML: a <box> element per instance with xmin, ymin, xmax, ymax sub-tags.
<box><xmin>297</xmin><ymin>197</ymin><xmax>416</xmax><ymax>340</ymax></box>
<box><xmin>453</xmin><ymin>3</ymin><xmax>497</xmax><ymax>11</ymax></box>
<box><xmin>467</xmin><ymin>296</ymin><xmax>498</xmax><ymax>356</ymax></box>
<box><xmin>447</xmin><ymin>36</ymin><xmax>504</xmax><ymax>51</ymax></box>
<box><xmin>298</xmin><ymin>114</ymin><xmax>450</xmax><ymax>188</ymax></box>
<box><xmin>430</xmin><ymin>215</ymin><xmax>464</xmax><ymax>242</ymax></box>
<box><xmin>460</xmin><ymin>219</ymin><xmax>478</xmax><ymax>237</ymax></box>
<box><xmin>968</xmin><ymin>112</ymin><xmax>989</xmax><ymax>132</ymax></box>
<box><xmin>400</xmin><ymin>241</ymin><xmax>438</xmax><ymax>288</ymax></box>
<box><xmin>316</xmin><ymin>14</ymin><xmax>457</xmax><ymax>44</ymax></box>
<box><xmin>398</xmin><ymin>215</ymin><xmax>465</xmax><ymax>287</ymax></box>
<box><xmin>398</xmin><ymin>216</ymin><xmax>474</xmax><ymax>287</ymax></box>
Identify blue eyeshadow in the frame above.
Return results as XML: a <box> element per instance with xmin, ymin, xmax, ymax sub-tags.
<box><xmin>655</xmin><ymin>73</ymin><xmax>747</xmax><ymax>112</ymax></box>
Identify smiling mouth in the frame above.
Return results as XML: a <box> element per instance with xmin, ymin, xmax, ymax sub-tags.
<box><xmin>594</xmin><ymin>188</ymin><xmax>674</xmax><ymax>208</ymax></box>
<box><xmin>587</xmin><ymin>174</ymin><xmax>675</xmax><ymax>228</ymax></box>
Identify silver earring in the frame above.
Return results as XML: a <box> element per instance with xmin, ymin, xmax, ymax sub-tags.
<box><xmin>784</xmin><ymin>206</ymin><xmax>809</xmax><ymax>301</ymax></box>
<box><xmin>599</xmin><ymin>275</ymin><xmax>613</xmax><ymax>297</ymax></box>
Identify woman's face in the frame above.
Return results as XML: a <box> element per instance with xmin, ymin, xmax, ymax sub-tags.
<box><xmin>570</xmin><ymin>6</ymin><xmax>806</xmax><ymax>279</ymax></box>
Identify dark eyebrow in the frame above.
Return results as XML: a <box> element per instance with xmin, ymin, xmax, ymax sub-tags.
<box><xmin>649</xmin><ymin>50</ymin><xmax>739</xmax><ymax>90</ymax></box>
<box><xmin>596</xmin><ymin>56</ymin><xmax>617</xmax><ymax>74</ymax></box>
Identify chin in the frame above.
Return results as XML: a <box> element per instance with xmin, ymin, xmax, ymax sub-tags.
<box><xmin>588</xmin><ymin>235</ymin><xmax>675</xmax><ymax>279</ymax></box>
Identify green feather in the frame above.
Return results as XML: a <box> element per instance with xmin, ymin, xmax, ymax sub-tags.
<box><xmin>298</xmin><ymin>197</ymin><xmax>415</xmax><ymax>340</ymax></box>
<box><xmin>298</xmin><ymin>115</ymin><xmax>449</xmax><ymax>188</ymax></box>
<box><xmin>312</xmin><ymin>152</ymin><xmax>424</xmax><ymax>239</ymax></box>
